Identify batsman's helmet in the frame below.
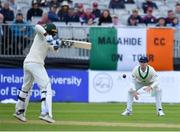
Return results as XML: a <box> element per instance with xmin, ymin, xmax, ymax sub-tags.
<box><xmin>139</xmin><ymin>56</ymin><xmax>148</xmax><ymax>63</ymax></box>
<box><xmin>44</xmin><ymin>23</ymin><xmax>57</xmax><ymax>36</ymax></box>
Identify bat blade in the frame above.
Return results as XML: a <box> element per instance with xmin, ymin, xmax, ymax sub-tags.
<box><xmin>62</xmin><ymin>40</ymin><xmax>92</xmax><ymax>50</ymax></box>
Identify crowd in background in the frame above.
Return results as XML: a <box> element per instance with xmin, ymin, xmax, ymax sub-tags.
<box><xmin>0</xmin><ymin>0</ymin><xmax>180</xmax><ymax>55</ymax></box>
<box><xmin>0</xmin><ymin>0</ymin><xmax>179</xmax><ymax>27</ymax></box>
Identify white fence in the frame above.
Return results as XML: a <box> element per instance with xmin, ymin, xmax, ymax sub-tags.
<box><xmin>0</xmin><ymin>24</ymin><xmax>180</xmax><ymax>61</ymax></box>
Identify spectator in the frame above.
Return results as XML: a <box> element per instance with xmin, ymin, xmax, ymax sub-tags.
<box><xmin>124</xmin><ymin>0</ymin><xmax>135</xmax><ymax>4</ymax></box>
<box><xmin>47</xmin><ymin>0</ymin><xmax>60</xmax><ymax>8</ymax></box>
<box><xmin>66</xmin><ymin>8</ymin><xmax>79</xmax><ymax>23</ymax></box>
<box><xmin>156</xmin><ymin>17</ymin><xmax>166</xmax><ymax>27</ymax></box>
<box><xmin>92</xmin><ymin>2</ymin><xmax>101</xmax><ymax>18</ymax></box>
<box><xmin>9</xmin><ymin>0</ymin><xmax>17</xmax><ymax>12</ymax></box>
<box><xmin>10</xmin><ymin>13</ymin><xmax>34</xmax><ymax>54</ymax></box>
<box><xmin>48</xmin><ymin>4</ymin><xmax>59</xmax><ymax>22</ymax></box>
<box><xmin>27</xmin><ymin>0</ymin><xmax>43</xmax><ymax>21</ymax></box>
<box><xmin>142</xmin><ymin>0</ymin><xmax>158</xmax><ymax>13</ymax></box>
<box><xmin>128</xmin><ymin>17</ymin><xmax>137</xmax><ymax>26</ymax></box>
<box><xmin>167</xmin><ymin>17</ymin><xmax>180</xmax><ymax>28</ymax></box>
<box><xmin>165</xmin><ymin>10</ymin><xmax>175</xmax><ymax>25</ymax></box>
<box><xmin>57</xmin><ymin>1</ymin><xmax>69</xmax><ymax>22</ymax></box>
<box><xmin>175</xmin><ymin>3</ymin><xmax>180</xmax><ymax>21</ymax></box>
<box><xmin>38</xmin><ymin>0</ymin><xmax>47</xmax><ymax>7</ymax></box>
<box><xmin>58</xmin><ymin>0</ymin><xmax>72</xmax><ymax>5</ymax></box>
<box><xmin>127</xmin><ymin>9</ymin><xmax>142</xmax><ymax>25</ymax></box>
<box><xmin>172</xmin><ymin>17</ymin><xmax>180</xmax><ymax>28</ymax></box>
<box><xmin>112</xmin><ymin>14</ymin><xmax>120</xmax><ymax>26</ymax></box>
<box><xmin>0</xmin><ymin>1</ymin><xmax>2</xmax><ymax>10</ymax></box>
<box><xmin>0</xmin><ymin>1</ymin><xmax>14</xmax><ymax>22</ymax></box>
<box><xmin>0</xmin><ymin>13</ymin><xmax>12</xmax><ymax>54</ymax></box>
<box><xmin>98</xmin><ymin>9</ymin><xmax>112</xmax><ymax>25</ymax></box>
<box><xmin>142</xmin><ymin>7</ymin><xmax>157</xmax><ymax>25</ymax></box>
<box><xmin>109</xmin><ymin>0</ymin><xmax>125</xmax><ymax>9</ymax></box>
<box><xmin>76</xmin><ymin>3</ymin><xmax>84</xmax><ymax>17</ymax></box>
<box><xmin>37</xmin><ymin>12</ymin><xmax>51</xmax><ymax>25</ymax></box>
<box><xmin>80</xmin><ymin>8</ymin><xmax>95</xmax><ymax>25</ymax></box>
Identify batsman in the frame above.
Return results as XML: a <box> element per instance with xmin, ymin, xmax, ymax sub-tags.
<box><xmin>13</xmin><ymin>23</ymin><xmax>61</xmax><ymax>123</ymax></box>
<box><xmin>121</xmin><ymin>56</ymin><xmax>165</xmax><ymax>116</ymax></box>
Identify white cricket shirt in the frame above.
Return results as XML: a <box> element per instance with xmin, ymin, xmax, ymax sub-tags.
<box><xmin>24</xmin><ymin>24</ymin><xmax>54</xmax><ymax>65</ymax></box>
<box><xmin>131</xmin><ymin>65</ymin><xmax>159</xmax><ymax>89</ymax></box>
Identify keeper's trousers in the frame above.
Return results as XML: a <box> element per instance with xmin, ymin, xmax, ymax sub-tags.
<box><xmin>126</xmin><ymin>81</ymin><xmax>163</xmax><ymax>112</ymax></box>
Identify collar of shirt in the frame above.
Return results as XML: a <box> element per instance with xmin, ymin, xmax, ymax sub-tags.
<box><xmin>140</xmin><ymin>66</ymin><xmax>148</xmax><ymax>75</ymax></box>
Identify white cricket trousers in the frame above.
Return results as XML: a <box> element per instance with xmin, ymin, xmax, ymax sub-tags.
<box><xmin>16</xmin><ymin>62</ymin><xmax>53</xmax><ymax>117</ymax></box>
<box><xmin>126</xmin><ymin>82</ymin><xmax>163</xmax><ymax>112</ymax></box>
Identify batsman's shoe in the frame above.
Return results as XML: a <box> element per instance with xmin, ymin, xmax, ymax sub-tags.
<box><xmin>158</xmin><ymin>110</ymin><xmax>165</xmax><ymax>116</ymax></box>
<box><xmin>13</xmin><ymin>113</ymin><xmax>26</xmax><ymax>122</ymax></box>
<box><xmin>121</xmin><ymin>110</ymin><xmax>132</xmax><ymax>116</ymax></box>
<box><xmin>39</xmin><ymin>114</ymin><xmax>55</xmax><ymax>123</ymax></box>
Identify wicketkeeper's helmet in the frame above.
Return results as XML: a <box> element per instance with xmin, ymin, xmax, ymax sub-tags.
<box><xmin>139</xmin><ymin>56</ymin><xmax>148</xmax><ymax>63</ymax></box>
<box><xmin>44</xmin><ymin>23</ymin><xmax>57</xmax><ymax>36</ymax></box>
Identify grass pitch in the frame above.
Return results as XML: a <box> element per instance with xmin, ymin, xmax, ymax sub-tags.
<box><xmin>0</xmin><ymin>103</ymin><xmax>180</xmax><ymax>131</ymax></box>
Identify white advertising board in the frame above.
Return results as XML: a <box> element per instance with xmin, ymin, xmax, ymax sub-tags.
<box><xmin>117</xmin><ymin>28</ymin><xmax>147</xmax><ymax>71</ymax></box>
<box><xmin>89</xmin><ymin>70</ymin><xmax>180</xmax><ymax>103</ymax></box>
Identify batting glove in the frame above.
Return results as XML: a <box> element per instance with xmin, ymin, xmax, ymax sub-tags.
<box><xmin>51</xmin><ymin>39</ymin><xmax>61</xmax><ymax>50</ymax></box>
<box><xmin>45</xmin><ymin>35</ymin><xmax>53</xmax><ymax>43</ymax></box>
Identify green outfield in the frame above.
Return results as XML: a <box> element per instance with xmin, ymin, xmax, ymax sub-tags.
<box><xmin>0</xmin><ymin>103</ymin><xmax>180</xmax><ymax>131</ymax></box>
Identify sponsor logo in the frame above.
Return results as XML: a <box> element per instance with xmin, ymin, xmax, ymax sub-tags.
<box><xmin>93</xmin><ymin>73</ymin><xmax>113</xmax><ymax>93</ymax></box>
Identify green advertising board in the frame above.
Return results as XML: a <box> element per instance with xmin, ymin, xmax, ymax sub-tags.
<box><xmin>89</xmin><ymin>27</ymin><xmax>117</xmax><ymax>70</ymax></box>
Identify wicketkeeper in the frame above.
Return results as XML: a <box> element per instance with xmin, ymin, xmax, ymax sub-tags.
<box><xmin>13</xmin><ymin>23</ymin><xmax>61</xmax><ymax>123</ymax></box>
<box><xmin>121</xmin><ymin>56</ymin><xmax>165</xmax><ymax>116</ymax></box>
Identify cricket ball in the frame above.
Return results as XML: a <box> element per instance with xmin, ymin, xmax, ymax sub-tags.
<box><xmin>122</xmin><ymin>74</ymin><xmax>126</xmax><ymax>78</ymax></box>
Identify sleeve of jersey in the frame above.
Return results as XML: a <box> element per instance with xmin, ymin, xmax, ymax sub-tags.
<box><xmin>35</xmin><ymin>24</ymin><xmax>46</xmax><ymax>35</ymax></box>
<box><xmin>149</xmin><ymin>68</ymin><xmax>159</xmax><ymax>89</ymax></box>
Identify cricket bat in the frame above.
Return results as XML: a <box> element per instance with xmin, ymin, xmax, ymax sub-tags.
<box><xmin>61</xmin><ymin>40</ymin><xmax>92</xmax><ymax>50</ymax></box>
